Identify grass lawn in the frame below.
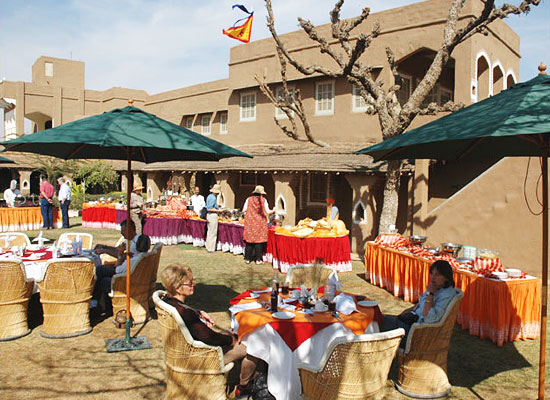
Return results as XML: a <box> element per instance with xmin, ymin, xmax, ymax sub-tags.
<box><xmin>0</xmin><ymin>217</ymin><xmax>547</xmax><ymax>399</ymax></box>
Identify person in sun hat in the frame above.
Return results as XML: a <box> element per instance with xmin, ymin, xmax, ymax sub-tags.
<box><xmin>130</xmin><ymin>182</ymin><xmax>145</xmax><ymax>234</ymax></box>
<box><xmin>205</xmin><ymin>183</ymin><xmax>223</xmax><ymax>252</ymax></box>
<box><xmin>242</xmin><ymin>185</ymin><xmax>273</xmax><ymax>265</ymax></box>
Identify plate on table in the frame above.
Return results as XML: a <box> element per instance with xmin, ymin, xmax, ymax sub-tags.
<box><xmin>272</xmin><ymin>311</ymin><xmax>295</xmax><ymax>320</ymax></box>
<box><xmin>246</xmin><ymin>293</ymin><xmax>260</xmax><ymax>299</ymax></box>
<box><xmin>505</xmin><ymin>268</ymin><xmax>522</xmax><ymax>278</ymax></box>
<box><xmin>358</xmin><ymin>300</ymin><xmax>378</xmax><ymax>307</ymax></box>
<box><xmin>491</xmin><ymin>271</ymin><xmax>508</xmax><ymax>280</ymax></box>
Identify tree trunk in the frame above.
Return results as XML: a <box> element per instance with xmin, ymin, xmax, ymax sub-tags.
<box><xmin>378</xmin><ymin>159</ymin><xmax>402</xmax><ymax>234</ymax></box>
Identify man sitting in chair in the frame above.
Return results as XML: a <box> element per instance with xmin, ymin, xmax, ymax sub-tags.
<box><xmin>91</xmin><ymin>219</ymin><xmax>151</xmax><ymax>312</ymax></box>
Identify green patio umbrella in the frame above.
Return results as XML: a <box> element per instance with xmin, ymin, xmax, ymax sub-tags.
<box><xmin>357</xmin><ymin>71</ymin><xmax>550</xmax><ymax>399</ymax></box>
<box><xmin>1</xmin><ymin>105</ymin><xmax>252</xmax><ymax>352</ymax></box>
<box><xmin>0</xmin><ymin>155</ymin><xmax>14</xmax><ymax>163</ymax></box>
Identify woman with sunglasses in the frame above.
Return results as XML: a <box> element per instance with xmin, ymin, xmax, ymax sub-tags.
<box><xmin>160</xmin><ymin>264</ymin><xmax>259</xmax><ymax>398</ymax></box>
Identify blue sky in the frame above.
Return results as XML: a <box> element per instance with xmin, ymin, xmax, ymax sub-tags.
<box><xmin>0</xmin><ymin>0</ymin><xmax>548</xmax><ymax>95</ymax></box>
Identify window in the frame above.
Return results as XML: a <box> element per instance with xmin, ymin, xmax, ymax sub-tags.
<box><xmin>353</xmin><ymin>201</ymin><xmax>367</xmax><ymax>224</ymax></box>
<box><xmin>201</xmin><ymin>115</ymin><xmax>211</xmax><ymax>135</ymax></box>
<box><xmin>240</xmin><ymin>92</ymin><xmax>256</xmax><ymax>121</ymax></box>
<box><xmin>275</xmin><ymin>86</ymin><xmax>295</xmax><ymax>118</ymax></box>
<box><xmin>397</xmin><ymin>75</ymin><xmax>413</xmax><ymax>106</ymax></box>
<box><xmin>352</xmin><ymin>84</ymin><xmax>374</xmax><ymax>112</ymax></box>
<box><xmin>45</xmin><ymin>62</ymin><xmax>54</xmax><ymax>77</ymax></box>
<box><xmin>315</xmin><ymin>81</ymin><xmax>334</xmax><ymax>115</ymax></box>
<box><xmin>185</xmin><ymin>117</ymin><xmax>193</xmax><ymax>129</ymax></box>
<box><xmin>308</xmin><ymin>174</ymin><xmax>327</xmax><ymax>203</ymax></box>
<box><xmin>240</xmin><ymin>173</ymin><xmax>257</xmax><ymax>186</ymax></box>
<box><xmin>219</xmin><ymin>113</ymin><xmax>228</xmax><ymax>134</ymax></box>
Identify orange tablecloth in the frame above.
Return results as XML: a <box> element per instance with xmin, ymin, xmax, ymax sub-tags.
<box><xmin>234</xmin><ymin>291</ymin><xmax>380</xmax><ymax>351</ymax></box>
<box><xmin>0</xmin><ymin>207</ymin><xmax>61</xmax><ymax>232</ymax></box>
<box><xmin>365</xmin><ymin>242</ymin><xmax>541</xmax><ymax>346</ymax></box>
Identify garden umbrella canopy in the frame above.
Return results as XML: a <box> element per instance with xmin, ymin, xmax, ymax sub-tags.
<box><xmin>0</xmin><ymin>155</ymin><xmax>14</xmax><ymax>163</ymax></box>
<box><xmin>356</xmin><ymin>71</ymin><xmax>550</xmax><ymax>399</ymax></box>
<box><xmin>0</xmin><ymin>106</ymin><xmax>251</xmax><ymax>162</ymax></box>
<box><xmin>0</xmin><ymin>105</ymin><xmax>252</xmax><ymax>352</ymax></box>
<box><xmin>356</xmin><ymin>74</ymin><xmax>550</xmax><ymax>161</ymax></box>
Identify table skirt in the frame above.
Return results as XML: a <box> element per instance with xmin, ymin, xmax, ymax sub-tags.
<box><xmin>0</xmin><ymin>207</ymin><xmax>61</xmax><ymax>232</ymax></box>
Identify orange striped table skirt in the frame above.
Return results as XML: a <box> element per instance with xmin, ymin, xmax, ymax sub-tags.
<box><xmin>0</xmin><ymin>207</ymin><xmax>61</xmax><ymax>232</ymax></box>
<box><xmin>365</xmin><ymin>242</ymin><xmax>540</xmax><ymax>346</ymax></box>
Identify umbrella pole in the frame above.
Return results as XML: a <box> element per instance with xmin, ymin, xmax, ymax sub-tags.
<box><xmin>105</xmin><ymin>148</ymin><xmax>151</xmax><ymax>353</ymax></box>
<box><xmin>539</xmin><ymin>150</ymin><xmax>548</xmax><ymax>400</ymax></box>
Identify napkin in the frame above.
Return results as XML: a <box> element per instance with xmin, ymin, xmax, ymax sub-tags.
<box><xmin>327</xmin><ymin>271</ymin><xmax>342</xmax><ymax>291</ymax></box>
<box><xmin>229</xmin><ymin>301</ymin><xmax>262</xmax><ymax>314</ymax></box>
<box><xmin>334</xmin><ymin>293</ymin><xmax>357</xmax><ymax>315</ymax></box>
<box><xmin>280</xmin><ymin>304</ymin><xmax>296</xmax><ymax>312</ymax></box>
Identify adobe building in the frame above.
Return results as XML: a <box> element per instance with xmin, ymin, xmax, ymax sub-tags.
<box><xmin>0</xmin><ymin>0</ymin><xmax>543</xmax><ymax>276</ymax></box>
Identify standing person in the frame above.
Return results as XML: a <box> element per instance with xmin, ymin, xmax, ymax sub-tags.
<box><xmin>57</xmin><ymin>177</ymin><xmax>71</xmax><ymax>228</ymax></box>
<box><xmin>189</xmin><ymin>185</ymin><xmax>205</xmax><ymax>214</ymax></box>
<box><xmin>205</xmin><ymin>184</ymin><xmax>222</xmax><ymax>252</ymax></box>
<box><xmin>3</xmin><ymin>179</ymin><xmax>21</xmax><ymax>207</ymax></box>
<box><xmin>243</xmin><ymin>185</ymin><xmax>272</xmax><ymax>265</ymax></box>
<box><xmin>130</xmin><ymin>183</ymin><xmax>145</xmax><ymax>234</ymax></box>
<box><xmin>39</xmin><ymin>176</ymin><xmax>54</xmax><ymax>229</ymax></box>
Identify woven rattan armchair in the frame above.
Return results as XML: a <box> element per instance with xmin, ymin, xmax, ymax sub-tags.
<box><xmin>0</xmin><ymin>259</ymin><xmax>33</xmax><ymax>341</ymax></box>
<box><xmin>111</xmin><ymin>245</ymin><xmax>162</xmax><ymax>324</ymax></box>
<box><xmin>396</xmin><ymin>288</ymin><xmax>464</xmax><ymax>399</ymax></box>
<box><xmin>0</xmin><ymin>232</ymin><xmax>31</xmax><ymax>247</ymax></box>
<box><xmin>36</xmin><ymin>258</ymin><xmax>96</xmax><ymax>338</ymax></box>
<box><xmin>285</xmin><ymin>264</ymin><xmax>337</xmax><ymax>288</ymax></box>
<box><xmin>298</xmin><ymin>328</ymin><xmax>405</xmax><ymax>400</ymax></box>
<box><xmin>153</xmin><ymin>290</ymin><xmax>234</xmax><ymax>400</ymax></box>
<box><xmin>58</xmin><ymin>232</ymin><xmax>94</xmax><ymax>250</ymax></box>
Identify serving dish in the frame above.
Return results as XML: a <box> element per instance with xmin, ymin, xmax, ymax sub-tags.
<box><xmin>505</xmin><ymin>268</ymin><xmax>522</xmax><ymax>278</ymax></box>
<box><xmin>409</xmin><ymin>235</ymin><xmax>427</xmax><ymax>246</ymax></box>
<box><xmin>491</xmin><ymin>271</ymin><xmax>508</xmax><ymax>280</ymax></box>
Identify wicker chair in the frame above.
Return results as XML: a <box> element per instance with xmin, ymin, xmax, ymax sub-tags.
<box><xmin>153</xmin><ymin>290</ymin><xmax>234</xmax><ymax>400</ymax></box>
<box><xmin>58</xmin><ymin>232</ymin><xmax>94</xmax><ymax>250</ymax></box>
<box><xmin>0</xmin><ymin>232</ymin><xmax>31</xmax><ymax>248</ymax></box>
<box><xmin>110</xmin><ymin>246</ymin><xmax>162</xmax><ymax>324</ymax></box>
<box><xmin>0</xmin><ymin>259</ymin><xmax>33</xmax><ymax>341</ymax></box>
<box><xmin>396</xmin><ymin>289</ymin><xmax>464</xmax><ymax>399</ymax></box>
<box><xmin>36</xmin><ymin>258</ymin><xmax>96</xmax><ymax>338</ymax></box>
<box><xmin>285</xmin><ymin>264</ymin><xmax>337</xmax><ymax>288</ymax></box>
<box><xmin>298</xmin><ymin>328</ymin><xmax>405</xmax><ymax>400</ymax></box>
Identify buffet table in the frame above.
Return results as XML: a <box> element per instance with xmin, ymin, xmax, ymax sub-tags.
<box><xmin>81</xmin><ymin>204</ymin><xmax>125</xmax><ymax>230</ymax></box>
<box><xmin>365</xmin><ymin>242</ymin><xmax>541</xmax><ymax>346</ymax></box>
<box><xmin>231</xmin><ymin>289</ymin><xmax>382</xmax><ymax>400</ymax></box>
<box><xmin>143</xmin><ymin>217</ymin><xmax>245</xmax><ymax>255</ymax></box>
<box><xmin>0</xmin><ymin>207</ymin><xmax>61</xmax><ymax>232</ymax></box>
<box><xmin>265</xmin><ymin>229</ymin><xmax>352</xmax><ymax>273</ymax></box>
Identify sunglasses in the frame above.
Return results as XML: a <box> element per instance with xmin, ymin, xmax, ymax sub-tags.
<box><xmin>181</xmin><ymin>280</ymin><xmax>196</xmax><ymax>287</ymax></box>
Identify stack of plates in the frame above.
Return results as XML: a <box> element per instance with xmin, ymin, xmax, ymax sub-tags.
<box><xmin>505</xmin><ymin>268</ymin><xmax>522</xmax><ymax>278</ymax></box>
<box><xmin>492</xmin><ymin>271</ymin><xmax>508</xmax><ymax>280</ymax></box>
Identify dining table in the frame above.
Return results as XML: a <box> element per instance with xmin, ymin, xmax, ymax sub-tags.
<box><xmin>230</xmin><ymin>289</ymin><xmax>383</xmax><ymax>400</ymax></box>
<box><xmin>365</xmin><ymin>241</ymin><xmax>541</xmax><ymax>346</ymax></box>
<box><xmin>264</xmin><ymin>229</ymin><xmax>353</xmax><ymax>274</ymax></box>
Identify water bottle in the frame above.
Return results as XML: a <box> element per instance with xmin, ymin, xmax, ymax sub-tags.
<box><xmin>270</xmin><ymin>272</ymin><xmax>279</xmax><ymax>313</ymax></box>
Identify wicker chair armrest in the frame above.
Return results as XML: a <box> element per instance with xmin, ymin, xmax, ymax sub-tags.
<box><xmin>223</xmin><ymin>361</ymin><xmax>235</xmax><ymax>374</ymax></box>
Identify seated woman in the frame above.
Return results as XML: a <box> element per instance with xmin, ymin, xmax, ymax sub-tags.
<box><xmin>160</xmin><ymin>264</ymin><xmax>258</xmax><ymax>398</ymax></box>
<box><xmin>383</xmin><ymin>260</ymin><xmax>457</xmax><ymax>346</ymax></box>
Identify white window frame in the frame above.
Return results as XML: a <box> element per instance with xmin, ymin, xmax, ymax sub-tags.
<box><xmin>219</xmin><ymin>112</ymin><xmax>228</xmax><ymax>134</ymax></box>
<box><xmin>201</xmin><ymin>114</ymin><xmax>211</xmax><ymax>135</ymax></box>
<box><xmin>240</xmin><ymin>91</ymin><xmax>256</xmax><ymax>121</ymax></box>
<box><xmin>352</xmin><ymin>84</ymin><xmax>374</xmax><ymax>113</ymax></box>
<box><xmin>45</xmin><ymin>62</ymin><xmax>54</xmax><ymax>77</ymax></box>
<box><xmin>275</xmin><ymin>86</ymin><xmax>295</xmax><ymax>119</ymax></box>
<box><xmin>315</xmin><ymin>81</ymin><xmax>334</xmax><ymax>115</ymax></box>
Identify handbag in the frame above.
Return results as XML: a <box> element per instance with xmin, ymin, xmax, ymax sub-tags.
<box><xmin>200</xmin><ymin>207</ymin><xmax>208</xmax><ymax>220</ymax></box>
<box><xmin>397</xmin><ymin>310</ymin><xmax>419</xmax><ymax>326</ymax></box>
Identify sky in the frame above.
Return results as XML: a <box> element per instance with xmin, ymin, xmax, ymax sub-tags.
<box><xmin>0</xmin><ymin>0</ymin><xmax>548</xmax><ymax>95</ymax></box>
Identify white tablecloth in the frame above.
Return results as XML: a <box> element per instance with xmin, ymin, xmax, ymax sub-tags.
<box><xmin>233</xmin><ymin>315</ymin><xmax>378</xmax><ymax>400</ymax></box>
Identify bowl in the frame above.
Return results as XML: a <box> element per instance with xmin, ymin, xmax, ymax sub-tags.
<box><xmin>440</xmin><ymin>242</ymin><xmax>462</xmax><ymax>257</ymax></box>
<box><xmin>477</xmin><ymin>248</ymin><xmax>499</xmax><ymax>259</ymax></box>
<box><xmin>505</xmin><ymin>268</ymin><xmax>522</xmax><ymax>277</ymax></box>
<box><xmin>409</xmin><ymin>235</ymin><xmax>427</xmax><ymax>246</ymax></box>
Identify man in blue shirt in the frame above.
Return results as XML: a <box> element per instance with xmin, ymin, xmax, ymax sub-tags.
<box><xmin>205</xmin><ymin>184</ymin><xmax>222</xmax><ymax>252</ymax></box>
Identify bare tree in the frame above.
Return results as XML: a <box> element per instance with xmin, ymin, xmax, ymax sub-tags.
<box><xmin>261</xmin><ymin>0</ymin><xmax>540</xmax><ymax>233</ymax></box>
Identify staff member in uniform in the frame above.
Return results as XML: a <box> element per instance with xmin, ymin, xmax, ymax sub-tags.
<box><xmin>130</xmin><ymin>184</ymin><xmax>145</xmax><ymax>234</ymax></box>
<box><xmin>57</xmin><ymin>177</ymin><xmax>72</xmax><ymax>228</ymax></box>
